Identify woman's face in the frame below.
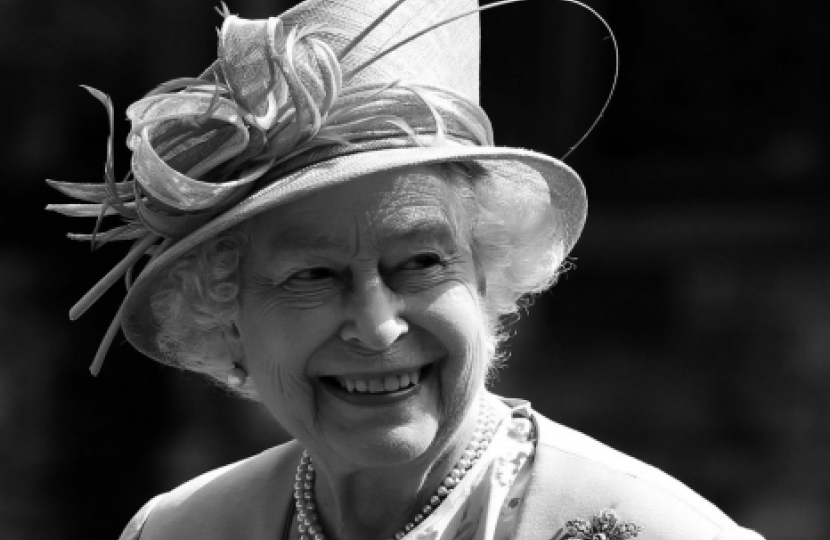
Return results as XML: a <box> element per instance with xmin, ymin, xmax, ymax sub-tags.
<box><xmin>235</xmin><ymin>167</ymin><xmax>490</xmax><ymax>471</ymax></box>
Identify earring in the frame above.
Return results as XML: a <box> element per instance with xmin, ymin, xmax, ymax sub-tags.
<box><xmin>485</xmin><ymin>340</ymin><xmax>496</xmax><ymax>360</ymax></box>
<box><xmin>227</xmin><ymin>364</ymin><xmax>248</xmax><ymax>387</ymax></box>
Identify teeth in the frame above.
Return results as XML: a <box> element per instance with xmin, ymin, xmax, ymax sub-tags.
<box><xmin>336</xmin><ymin>369</ymin><xmax>422</xmax><ymax>394</ymax></box>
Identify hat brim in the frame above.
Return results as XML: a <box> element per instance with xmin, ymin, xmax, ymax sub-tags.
<box><xmin>121</xmin><ymin>144</ymin><xmax>586</xmax><ymax>363</ymax></box>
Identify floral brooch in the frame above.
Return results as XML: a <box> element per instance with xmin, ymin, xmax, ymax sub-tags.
<box><xmin>560</xmin><ymin>509</ymin><xmax>642</xmax><ymax>540</ymax></box>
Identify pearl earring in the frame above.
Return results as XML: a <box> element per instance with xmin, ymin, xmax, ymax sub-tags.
<box><xmin>227</xmin><ymin>364</ymin><xmax>248</xmax><ymax>387</ymax></box>
<box><xmin>485</xmin><ymin>340</ymin><xmax>496</xmax><ymax>360</ymax></box>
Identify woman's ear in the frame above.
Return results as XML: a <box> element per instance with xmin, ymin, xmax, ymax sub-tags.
<box><xmin>222</xmin><ymin>324</ymin><xmax>249</xmax><ymax>388</ymax></box>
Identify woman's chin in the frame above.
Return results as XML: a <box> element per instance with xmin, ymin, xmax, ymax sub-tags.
<box><xmin>309</xmin><ymin>367</ymin><xmax>448</xmax><ymax>469</ymax></box>
<box><xmin>332</xmin><ymin>422</ymin><xmax>440</xmax><ymax>469</ymax></box>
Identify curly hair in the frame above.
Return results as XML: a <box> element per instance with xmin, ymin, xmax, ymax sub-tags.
<box><xmin>151</xmin><ymin>162</ymin><xmax>568</xmax><ymax>399</ymax></box>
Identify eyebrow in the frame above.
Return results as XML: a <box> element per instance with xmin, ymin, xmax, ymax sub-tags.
<box><xmin>374</xmin><ymin>218</ymin><xmax>459</xmax><ymax>251</ymax></box>
<box><xmin>266</xmin><ymin>229</ymin><xmax>348</xmax><ymax>254</ymax></box>
<box><xmin>261</xmin><ymin>214</ymin><xmax>460</xmax><ymax>259</ymax></box>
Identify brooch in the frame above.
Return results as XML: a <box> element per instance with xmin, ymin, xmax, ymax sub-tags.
<box><xmin>561</xmin><ymin>509</ymin><xmax>642</xmax><ymax>540</ymax></box>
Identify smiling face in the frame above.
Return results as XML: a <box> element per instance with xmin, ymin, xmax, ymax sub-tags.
<box><xmin>235</xmin><ymin>166</ymin><xmax>491</xmax><ymax>471</ymax></box>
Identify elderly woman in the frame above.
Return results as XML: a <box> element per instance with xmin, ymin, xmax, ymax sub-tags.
<box><xmin>49</xmin><ymin>1</ymin><xmax>762</xmax><ymax>539</ymax></box>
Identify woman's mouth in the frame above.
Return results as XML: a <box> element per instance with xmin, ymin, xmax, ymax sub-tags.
<box><xmin>321</xmin><ymin>365</ymin><xmax>433</xmax><ymax>400</ymax></box>
<box><xmin>337</xmin><ymin>368</ymin><xmax>420</xmax><ymax>393</ymax></box>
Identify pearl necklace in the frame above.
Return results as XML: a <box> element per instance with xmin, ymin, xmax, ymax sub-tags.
<box><xmin>292</xmin><ymin>402</ymin><xmax>497</xmax><ymax>540</ymax></box>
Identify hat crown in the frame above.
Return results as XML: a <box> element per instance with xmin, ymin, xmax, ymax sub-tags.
<box><xmin>282</xmin><ymin>0</ymin><xmax>480</xmax><ymax>103</ymax></box>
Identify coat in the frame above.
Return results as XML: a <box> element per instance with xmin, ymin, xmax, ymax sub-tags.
<box><xmin>119</xmin><ymin>401</ymin><xmax>763</xmax><ymax>540</ymax></box>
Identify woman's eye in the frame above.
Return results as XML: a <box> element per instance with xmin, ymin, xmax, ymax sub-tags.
<box><xmin>400</xmin><ymin>254</ymin><xmax>444</xmax><ymax>270</ymax></box>
<box><xmin>279</xmin><ymin>267</ymin><xmax>338</xmax><ymax>296</ymax></box>
<box><xmin>290</xmin><ymin>267</ymin><xmax>333</xmax><ymax>281</ymax></box>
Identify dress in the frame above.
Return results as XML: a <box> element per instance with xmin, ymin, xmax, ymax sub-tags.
<box><xmin>118</xmin><ymin>396</ymin><xmax>763</xmax><ymax>540</ymax></box>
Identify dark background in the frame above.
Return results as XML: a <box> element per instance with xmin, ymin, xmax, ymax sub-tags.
<box><xmin>1</xmin><ymin>0</ymin><xmax>828</xmax><ymax>538</ymax></box>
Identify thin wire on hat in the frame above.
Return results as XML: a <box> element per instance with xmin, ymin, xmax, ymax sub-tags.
<box><xmin>343</xmin><ymin>0</ymin><xmax>619</xmax><ymax>159</ymax></box>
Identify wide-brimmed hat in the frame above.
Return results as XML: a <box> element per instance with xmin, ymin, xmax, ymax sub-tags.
<box><xmin>48</xmin><ymin>0</ymin><xmax>612</xmax><ymax>374</ymax></box>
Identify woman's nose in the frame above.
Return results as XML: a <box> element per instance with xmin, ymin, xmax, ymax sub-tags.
<box><xmin>340</xmin><ymin>275</ymin><xmax>408</xmax><ymax>350</ymax></box>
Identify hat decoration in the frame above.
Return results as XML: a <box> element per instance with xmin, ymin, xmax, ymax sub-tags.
<box><xmin>46</xmin><ymin>0</ymin><xmax>617</xmax><ymax>375</ymax></box>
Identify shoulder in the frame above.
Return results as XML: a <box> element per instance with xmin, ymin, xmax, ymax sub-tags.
<box><xmin>118</xmin><ymin>440</ymin><xmax>302</xmax><ymax>540</ymax></box>
<box><xmin>516</xmin><ymin>410</ymin><xmax>763</xmax><ymax>540</ymax></box>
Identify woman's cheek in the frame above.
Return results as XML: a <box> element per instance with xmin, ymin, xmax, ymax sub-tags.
<box><xmin>415</xmin><ymin>282</ymin><xmax>484</xmax><ymax>336</ymax></box>
<box><xmin>273</xmin><ymin>363</ymin><xmax>317</xmax><ymax>429</ymax></box>
<box><xmin>420</xmin><ymin>283</ymin><xmax>488</xmax><ymax>441</ymax></box>
<box><xmin>248</xmin><ymin>333</ymin><xmax>320</xmax><ymax>438</ymax></box>
<box><xmin>240</xmin><ymin>298</ymin><xmax>314</xmax><ymax>387</ymax></box>
<box><xmin>408</xmin><ymin>282</ymin><xmax>488</xmax><ymax>375</ymax></box>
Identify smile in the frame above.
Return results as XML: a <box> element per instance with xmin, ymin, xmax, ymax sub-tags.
<box><xmin>320</xmin><ymin>365</ymin><xmax>433</xmax><ymax>402</ymax></box>
<box><xmin>337</xmin><ymin>368</ymin><xmax>421</xmax><ymax>393</ymax></box>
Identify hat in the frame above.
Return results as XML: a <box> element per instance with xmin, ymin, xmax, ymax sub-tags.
<box><xmin>47</xmin><ymin>0</ymin><xmax>614</xmax><ymax>374</ymax></box>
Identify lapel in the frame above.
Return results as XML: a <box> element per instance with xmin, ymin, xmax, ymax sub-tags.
<box><xmin>512</xmin><ymin>411</ymin><xmax>566</xmax><ymax>540</ymax></box>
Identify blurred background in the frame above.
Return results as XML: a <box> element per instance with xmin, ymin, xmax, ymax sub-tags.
<box><xmin>1</xmin><ymin>0</ymin><xmax>828</xmax><ymax>538</ymax></box>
